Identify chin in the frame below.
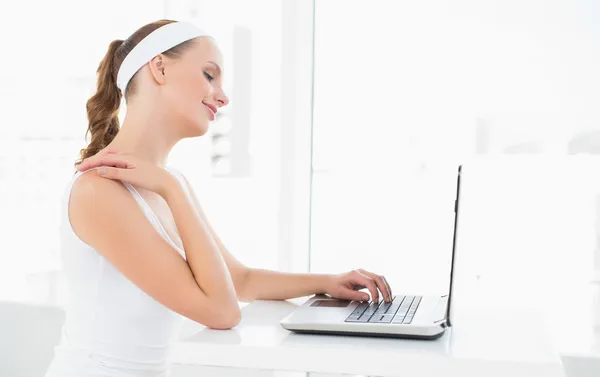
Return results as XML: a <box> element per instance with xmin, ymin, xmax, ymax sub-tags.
<box><xmin>184</xmin><ymin>121</ymin><xmax>210</xmax><ymax>137</ymax></box>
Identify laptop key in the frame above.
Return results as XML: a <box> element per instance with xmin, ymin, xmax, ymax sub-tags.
<box><xmin>364</xmin><ymin>310</ymin><xmax>377</xmax><ymax>318</ymax></box>
<box><xmin>368</xmin><ymin>315</ymin><xmax>384</xmax><ymax>323</ymax></box>
<box><xmin>391</xmin><ymin>298</ymin><xmax>405</xmax><ymax>313</ymax></box>
<box><xmin>369</xmin><ymin>314</ymin><xmax>394</xmax><ymax>323</ymax></box>
<box><xmin>380</xmin><ymin>314</ymin><xmax>395</xmax><ymax>323</ymax></box>
<box><xmin>345</xmin><ymin>316</ymin><xmax>362</xmax><ymax>322</ymax></box>
<box><xmin>364</xmin><ymin>305</ymin><xmax>379</xmax><ymax>315</ymax></box>
<box><xmin>409</xmin><ymin>298</ymin><xmax>421</xmax><ymax>314</ymax></box>
<box><xmin>392</xmin><ymin>315</ymin><xmax>405</xmax><ymax>323</ymax></box>
<box><xmin>410</xmin><ymin>297</ymin><xmax>421</xmax><ymax>307</ymax></box>
<box><xmin>402</xmin><ymin>296</ymin><xmax>415</xmax><ymax>306</ymax></box>
<box><xmin>351</xmin><ymin>304</ymin><xmax>369</xmax><ymax>316</ymax></box>
<box><xmin>358</xmin><ymin>314</ymin><xmax>372</xmax><ymax>322</ymax></box>
<box><xmin>386</xmin><ymin>301</ymin><xmax>399</xmax><ymax>310</ymax></box>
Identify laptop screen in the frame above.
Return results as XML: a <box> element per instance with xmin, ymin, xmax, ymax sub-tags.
<box><xmin>446</xmin><ymin>165</ymin><xmax>462</xmax><ymax>327</ymax></box>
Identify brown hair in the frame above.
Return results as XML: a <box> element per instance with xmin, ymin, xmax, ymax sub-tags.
<box><xmin>75</xmin><ymin>19</ymin><xmax>196</xmax><ymax>167</ymax></box>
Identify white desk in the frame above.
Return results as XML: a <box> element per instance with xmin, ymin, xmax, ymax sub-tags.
<box><xmin>549</xmin><ymin>289</ymin><xmax>600</xmax><ymax>377</ymax></box>
<box><xmin>173</xmin><ymin>298</ymin><xmax>565</xmax><ymax>377</ymax></box>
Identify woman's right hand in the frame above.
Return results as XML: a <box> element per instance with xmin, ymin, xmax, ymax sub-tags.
<box><xmin>77</xmin><ymin>150</ymin><xmax>177</xmax><ymax>198</ymax></box>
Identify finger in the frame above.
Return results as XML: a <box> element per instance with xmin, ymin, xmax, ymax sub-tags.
<box><xmin>352</xmin><ymin>271</ymin><xmax>379</xmax><ymax>304</ymax></box>
<box><xmin>79</xmin><ymin>152</ymin><xmax>123</xmax><ymax>169</ymax></box>
<box><xmin>78</xmin><ymin>155</ymin><xmax>107</xmax><ymax>171</ymax></box>
<box><xmin>341</xmin><ymin>288</ymin><xmax>370</xmax><ymax>302</ymax></box>
<box><xmin>382</xmin><ymin>276</ymin><xmax>393</xmax><ymax>299</ymax></box>
<box><xmin>97</xmin><ymin>166</ymin><xmax>125</xmax><ymax>180</ymax></box>
<box><xmin>358</xmin><ymin>269</ymin><xmax>392</xmax><ymax>302</ymax></box>
<box><xmin>80</xmin><ymin>159</ymin><xmax>129</xmax><ymax>171</ymax></box>
<box><xmin>80</xmin><ymin>155</ymin><xmax>135</xmax><ymax>171</ymax></box>
<box><xmin>358</xmin><ymin>269</ymin><xmax>390</xmax><ymax>302</ymax></box>
<box><xmin>375</xmin><ymin>275</ymin><xmax>392</xmax><ymax>302</ymax></box>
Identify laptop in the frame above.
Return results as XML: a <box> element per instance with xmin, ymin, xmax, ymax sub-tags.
<box><xmin>280</xmin><ymin>165</ymin><xmax>463</xmax><ymax>340</ymax></box>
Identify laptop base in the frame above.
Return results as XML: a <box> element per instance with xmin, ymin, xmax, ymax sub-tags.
<box><xmin>289</xmin><ymin>325</ymin><xmax>447</xmax><ymax>340</ymax></box>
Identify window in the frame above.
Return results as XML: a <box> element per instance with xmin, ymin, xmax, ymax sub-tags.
<box><xmin>309</xmin><ymin>0</ymin><xmax>600</xmax><ymax>321</ymax></box>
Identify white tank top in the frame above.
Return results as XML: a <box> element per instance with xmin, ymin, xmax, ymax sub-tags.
<box><xmin>45</xmin><ymin>167</ymin><xmax>191</xmax><ymax>377</ymax></box>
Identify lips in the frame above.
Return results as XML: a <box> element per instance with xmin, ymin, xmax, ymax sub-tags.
<box><xmin>203</xmin><ymin>102</ymin><xmax>217</xmax><ymax>120</ymax></box>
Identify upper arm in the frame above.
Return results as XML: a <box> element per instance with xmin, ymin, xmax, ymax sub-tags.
<box><xmin>69</xmin><ymin>172</ymin><xmax>234</xmax><ymax>328</ymax></box>
<box><xmin>177</xmin><ymin>174</ymin><xmax>250</xmax><ymax>295</ymax></box>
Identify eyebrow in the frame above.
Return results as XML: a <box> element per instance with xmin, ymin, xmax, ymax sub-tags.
<box><xmin>207</xmin><ymin>61</ymin><xmax>222</xmax><ymax>76</ymax></box>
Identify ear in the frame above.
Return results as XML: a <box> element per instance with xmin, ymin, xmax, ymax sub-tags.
<box><xmin>148</xmin><ymin>54</ymin><xmax>167</xmax><ymax>86</ymax></box>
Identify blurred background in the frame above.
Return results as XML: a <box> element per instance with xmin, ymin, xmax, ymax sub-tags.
<box><xmin>1</xmin><ymin>0</ymin><xmax>600</xmax><ymax>375</ymax></box>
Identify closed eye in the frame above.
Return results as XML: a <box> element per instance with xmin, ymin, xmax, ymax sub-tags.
<box><xmin>203</xmin><ymin>71</ymin><xmax>214</xmax><ymax>82</ymax></box>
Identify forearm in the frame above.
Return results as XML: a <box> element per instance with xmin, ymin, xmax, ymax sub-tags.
<box><xmin>164</xmin><ymin>182</ymin><xmax>238</xmax><ymax>309</ymax></box>
<box><xmin>241</xmin><ymin>268</ymin><xmax>332</xmax><ymax>301</ymax></box>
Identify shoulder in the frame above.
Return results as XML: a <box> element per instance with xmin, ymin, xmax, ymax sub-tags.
<box><xmin>166</xmin><ymin>166</ymin><xmax>189</xmax><ymax>182</ymax></box>
<box><xmin>69</xmin><ymin>170</ymin><xmax>135</xmax><ymax>225</ymax></box>
<box><xmin>71</xmin><ymin>169</ymin><xmax>130</xmax><ymax>205</ymax></box>
<box><xmin>69</xmin><ymin>170</ymin><xmax>148</xmax><ymax>244</ymax></box>
<box><xmin>166</xmin><ymin>166</ymin><xmax>194</xmax><ymax>191</ymax></box>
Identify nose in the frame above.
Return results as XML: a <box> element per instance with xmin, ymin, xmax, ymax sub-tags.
<box><xmin>215</xmin><ymin>90</ymin><xmax>229</xmax><ymax>108</ymax></box>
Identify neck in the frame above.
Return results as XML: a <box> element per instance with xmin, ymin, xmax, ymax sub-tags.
<box><xmin>106</xmin><ymin>102</ymin><xmax>179</xmax><ymax>167</ymax></box>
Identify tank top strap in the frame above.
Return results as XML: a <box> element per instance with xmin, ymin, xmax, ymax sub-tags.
<box><xmin>164</xmin><ymin>166</ymin><xmax>193</xmax><ymax>200</ymax></box>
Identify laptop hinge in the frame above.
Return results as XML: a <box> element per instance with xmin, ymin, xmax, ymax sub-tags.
<box><xmin>433</xmin><ymin>295</ymin><xmax>450</xmax><ymax>326</ymax></box>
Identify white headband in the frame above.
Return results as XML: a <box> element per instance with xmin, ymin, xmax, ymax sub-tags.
<box><xmin>116</xmin><ymin>22</ymin><xmax>210</xmax><ymax>91</ymax></box>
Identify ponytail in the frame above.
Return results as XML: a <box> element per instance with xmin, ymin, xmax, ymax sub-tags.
<box><xmin>75</xmin><ymin>39</ymin><xmax>124</xmax><ymax>167</ymax></box>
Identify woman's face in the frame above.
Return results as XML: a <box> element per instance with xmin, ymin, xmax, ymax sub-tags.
<box><xmin>163</xmin><ymin>37</ymin><xmax>229</xmax><ymax>137</ymax></box>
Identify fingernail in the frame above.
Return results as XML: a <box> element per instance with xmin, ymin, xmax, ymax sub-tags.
<box><xmin>363</xmin><ymin>295</ymin><xmax>369</xmax><ymax>301</ymax></box>
<box><xmin>99</xmin><ymin>167</ymin><xmax>107</xmax><ymax>176</ymax></box>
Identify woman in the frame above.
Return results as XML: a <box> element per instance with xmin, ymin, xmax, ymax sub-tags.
<box><xmin>45</xmin><ymin>19</ymin><xmax>392</xmax><ymax>377</ymax></box>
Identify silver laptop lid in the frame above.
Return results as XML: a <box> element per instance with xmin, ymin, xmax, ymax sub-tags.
<box><xmin>446</xmin><ymin>165</ymin><xmax>463</xmax><ymax>327</ymax></box>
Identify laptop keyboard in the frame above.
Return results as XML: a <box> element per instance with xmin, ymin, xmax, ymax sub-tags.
<box><xmin>344</xmin><ymin>295</ymin><xmax>422</xmax><ymax>324</ymax></box>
